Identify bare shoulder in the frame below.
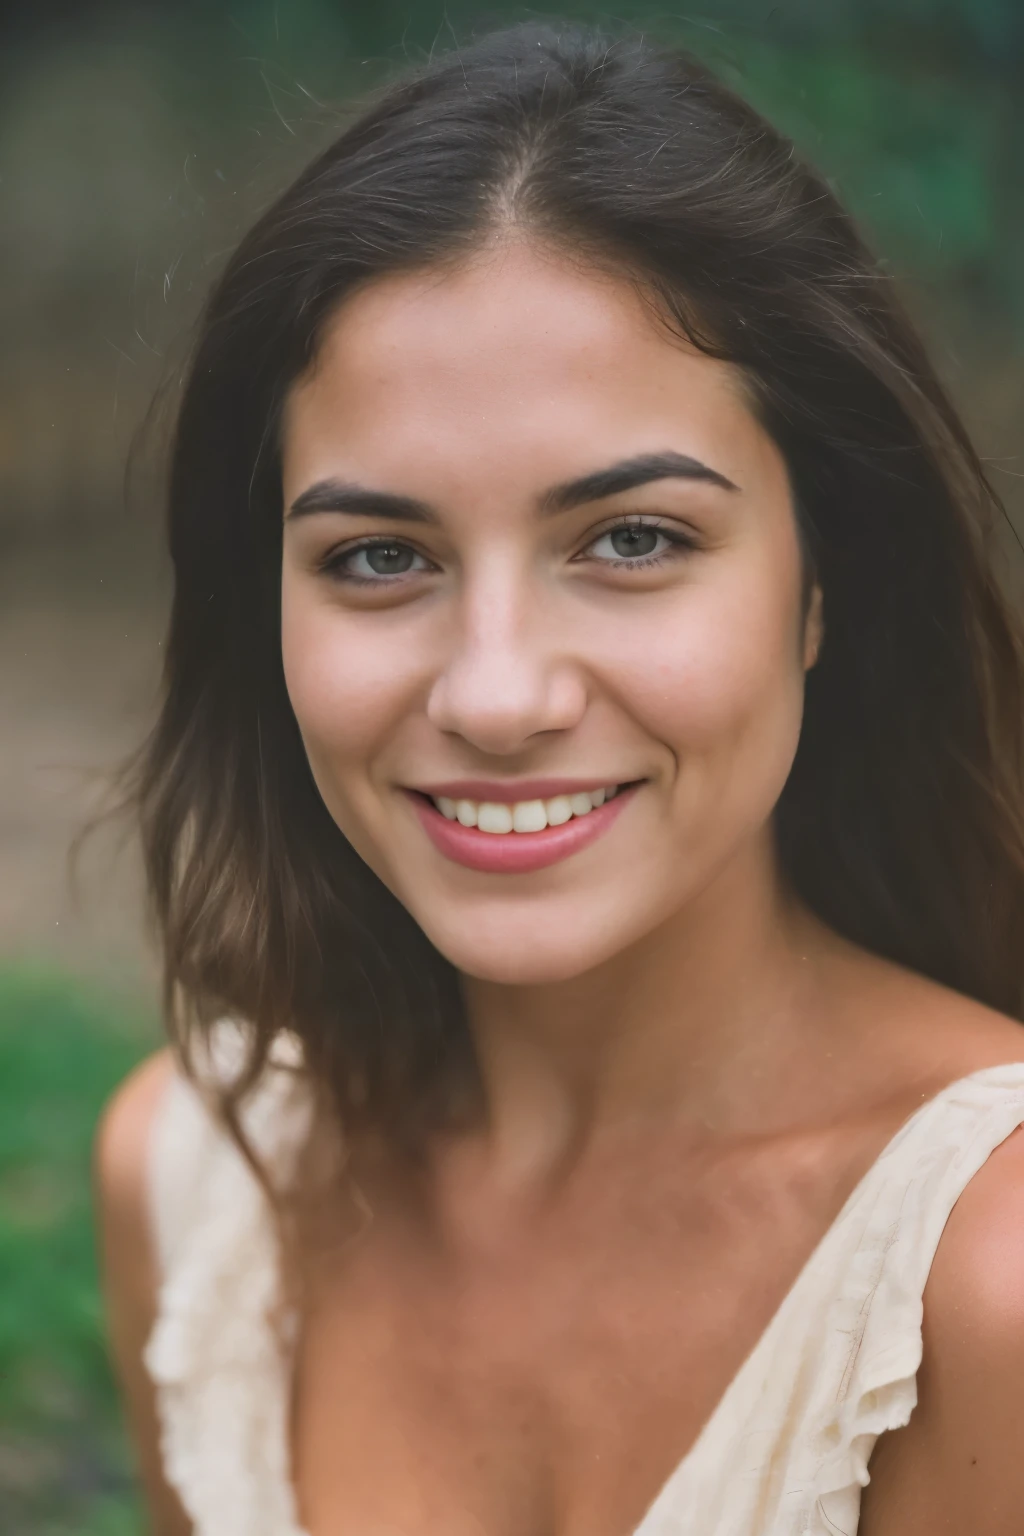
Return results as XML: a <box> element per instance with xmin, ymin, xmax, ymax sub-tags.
<box><xmin>94</xmin><ymin>1049</ymin><xmax>178</xmax><ymax>1352</ymax></box>
<box><xmin>95</xmin><ymin>1050</ymin><xmax>177</xmax><ymax>1214</ymax></box>
<box><xmin>95</xmin><ymin>1050</ymin><xmax>192</xmax><ymax>1535</ymax></box>
<box><xmin>821</xmin><ymin>945</ymin><xmax>1024</xmax><ymax>1530</ymax></box>
<box><xmin>860</xmin><ymin>1121</ymin><xmax>1024</xmax><ymax>1535</ymax></box>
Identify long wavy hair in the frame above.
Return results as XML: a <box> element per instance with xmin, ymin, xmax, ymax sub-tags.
<box><xmin>132</xmin><ymin>20</ymin><xmax>1024</xmax><ymax>1159</ymax></box>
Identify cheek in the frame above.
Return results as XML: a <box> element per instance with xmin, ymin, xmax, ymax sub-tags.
<box><xmin>280</xmin><ymin>594</ymin><xmax>412</xmax><ymax>788</ymax></box>
<box><xmin>609</xmin><ymin>562</ymin><xmax>806</xmax><ymax>776</ymax></box>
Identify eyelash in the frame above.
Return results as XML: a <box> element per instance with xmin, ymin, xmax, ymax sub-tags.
<box><xmin>585</xmin><ymin>516</ymin><xmax>697</xmax><ymax>571</ymax></box>
<box><xmin>317</xmin><ymin>517</ymin><xmax>697</xmax><ymax>586</ymax></box>
<box><xmin>318</xmin><ymin>540</ymin><xmax>431</xmax><ymax>586</ymax></box>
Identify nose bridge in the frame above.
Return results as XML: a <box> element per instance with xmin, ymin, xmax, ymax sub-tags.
<box><xmin>426</xmin><ymin>549</ymin><xmax>582</xmax><ymax>752</ymax></box>
<box><xmin>464</xmin><ymin>549</ymin><xmax>533</xmax><ymax>667</ymax></box>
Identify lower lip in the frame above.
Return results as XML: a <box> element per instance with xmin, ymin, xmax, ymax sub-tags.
<box><xmin>408</xmin><ymin>787</ymin><xmax>637</xmax><ymax>874</ymax></box>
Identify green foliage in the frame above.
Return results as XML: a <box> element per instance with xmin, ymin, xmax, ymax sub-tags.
<box><xmin>714</xmin><ymin>39</ymin><xmax>999</xmax><ymax>278</ymax></box>
<box><xmin>154</xmin><ymin>0</ymin><xmax>1024</xmax><ymax>340</ymax></box>
<box><xmin>0</xmin><ymin>967</ymin><xmax>154</xmax><ymax>1533</ymax></box>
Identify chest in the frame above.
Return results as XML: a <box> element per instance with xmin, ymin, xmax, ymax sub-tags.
<box><xmin>290</xmin><ymin>1135</ymin><xmax>862</xmax><ymax>1536</ymax></box>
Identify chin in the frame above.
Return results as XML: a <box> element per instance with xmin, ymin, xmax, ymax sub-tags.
<box><xmin>449</xmin><ymin>947</ymin><xmax>602</xmax><ymax>987</ymax></box>
<box><xmin>408</xmin><ymin>896</ymin><xmax>650</xmax><ymax>988</ymax></box>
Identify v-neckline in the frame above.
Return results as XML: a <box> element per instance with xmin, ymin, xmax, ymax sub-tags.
<box><xmin>282</xmin><ymin>1063</ymin><xmax>1024</xmax><ymax>1536</ymax></box>
<box><xmin>628</xmin><ymin>1062</ymin><xmax>1024</xmax><ymax>1532</ymax></box>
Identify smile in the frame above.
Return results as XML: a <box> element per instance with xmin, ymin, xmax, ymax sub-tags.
<box><xmin>406</xmin><ymin>781</ymin><xmax>640</xmax><ymax>874</ymax></box>
<box><xmin>435</xmin><ymin>784</ymin><xmax>618</xmax><ymax>833</ymax></box>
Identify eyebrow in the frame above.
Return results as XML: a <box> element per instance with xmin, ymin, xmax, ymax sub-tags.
<box><xmin>285</xmin><ymin>450</ymin><xmax>739</xmax><ymax>524</ymax></box>
<box><xmin>542</xmin><ymin>451</ymin><xmax>739</xmax><ymax>512</ymax></box>
<box><xmin>286</xmin><ymin>481</ymin><xmax>436</xmax><ymax>523</ymax></box>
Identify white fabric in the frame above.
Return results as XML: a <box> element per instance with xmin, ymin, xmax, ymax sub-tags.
<box><xmin>144</xmin><ymin>1049</ymin><xmax>1024</xmax><ymax>1536</ymax></box>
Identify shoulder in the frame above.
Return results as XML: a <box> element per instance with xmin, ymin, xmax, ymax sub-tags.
<box><xmin>93</xmin><ymin>1049</ymin><xmax>176</xmax><ymax>1400</ymax></box>
<box><xmin>94</xmin><ymin>1050</ymin><xmax>193</xmax><ymax>1535</ymax></box>
<box><xmin>860</xmin><ymin>1117</ymin><xmax>1024</xmax><ymax>1535</ymax></box>
<box><xmin>95</xmin><ymin>1049</ymin><xmax>178</xmax><ymax>1220</ymax></box>
<box><xmin>922</xmin><ymin>1119</ymin><xmax>1024</xmax><ymax>1420</ymax></box>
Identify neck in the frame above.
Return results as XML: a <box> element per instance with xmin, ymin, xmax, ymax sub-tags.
<box><xmin>458</xmin><ymin>835</ymin><xmax>842</xmax><ymax>1190</ymax></box>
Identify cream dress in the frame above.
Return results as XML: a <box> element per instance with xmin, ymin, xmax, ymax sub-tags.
<box><xmin>143</xmin><ymin>1038</ymin><xmax>1024</xmax><ymax>1536</ymax></box>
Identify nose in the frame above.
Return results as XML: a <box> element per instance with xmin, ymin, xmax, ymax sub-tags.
<box><xmin>426</xmin><ymin>572</ymin><xmax>587</xmax><ymax>756</ymax></box>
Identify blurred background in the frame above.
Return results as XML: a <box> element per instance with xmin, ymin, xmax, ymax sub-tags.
<box><xmin>1</xmin><ymin>0</ymin><xmax>1022</xmax><ymax>1529</ymax></box>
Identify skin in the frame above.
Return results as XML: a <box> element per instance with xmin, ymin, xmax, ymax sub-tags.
<box><xmin>96</xmin><ymin>239</ymin><xmax>1024</xmax><ymax>1535</ymax></box>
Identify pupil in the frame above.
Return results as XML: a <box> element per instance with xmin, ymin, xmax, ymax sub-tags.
<box><xmin>367</xmin><ymin>543</ymin><xmax>412</xmax><ymax>574</ymax></box>
<box><xmin>611</xmin><ymin>526</ymin><xmax>659</xmax><ymax>558</ymax></box>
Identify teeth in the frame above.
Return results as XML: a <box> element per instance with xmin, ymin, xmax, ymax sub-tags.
<box><xmin>511</xmin><ymin>799</ymin><xmax>547</xmax><ymax>833</ymax></box>
<box><xmin>477</xmin><ymin>802</ymin><xmax>514</xmax><ymax>834</ymax></box>
<box><xmin>431</xmin><ymin>785</ymin><xmax>621</xmax><ymax>834</ymax></box>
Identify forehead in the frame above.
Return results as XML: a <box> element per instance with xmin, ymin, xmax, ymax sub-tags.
<box><xmin>282</xmin><ymin>240</ymin><xmax>766</xmax><ymax>495</ymax></box>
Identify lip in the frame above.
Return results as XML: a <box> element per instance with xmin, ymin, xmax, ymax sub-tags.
<box><xmin>412</xmin><ymin>777</ymin><xmax>628</xmax><ymax>804</ymax></box>
<box><xmin>407</xmin><ymin>783</ymin><xmax>638</xmax><ymax>875</ymax></box>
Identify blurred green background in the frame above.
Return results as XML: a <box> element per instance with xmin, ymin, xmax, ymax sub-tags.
<box><xmin>1</xmin><ymin>0</ymin><xmax>1022</xmax><ymax>1529</ymax></box>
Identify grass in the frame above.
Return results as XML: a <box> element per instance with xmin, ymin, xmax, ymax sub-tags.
<box><xmin>0</xmin><ymin>964</ymin><xmax>157</xmax><ymax>1534</ymax></box>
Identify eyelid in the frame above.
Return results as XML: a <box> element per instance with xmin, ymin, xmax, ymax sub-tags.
<box><xmin>316</xmin><ymin>533</ymin><xmax>437</xmax><ymax>572</ymax></box>
<box><xmin>311</xmin><ymin>516</ymin><xmax>699</xmax><ymax>582</ymax></box>
<box><xmin>576</xmin><ymin>512</ymin><xmax>700</xmax><ymax>554</ymax></box>
<box><xmin>589</xmin><ymin>509</ymin><xmax>692</xmax><ymax>532</ymax></box>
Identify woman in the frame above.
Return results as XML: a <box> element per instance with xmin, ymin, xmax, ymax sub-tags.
<box><xmin>96</xmin><ymin>21</ymin><xmax>1024</xmax><ymax>1536</ymax></box>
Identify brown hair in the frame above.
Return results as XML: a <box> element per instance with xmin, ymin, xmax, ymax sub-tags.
<box><xmin>131</xmin><ymin>21</ymin><xmax>1024</xmax><ymax>1155</ymax></box>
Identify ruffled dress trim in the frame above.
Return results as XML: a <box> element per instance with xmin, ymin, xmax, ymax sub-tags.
<box><xmin>807</xmin><ymin>1068</ymin><xmax>1024</xmax><ymax>1535</ymax></box>
<box><xmin>144</xmin><ymin>1025</ymin><xmax>311</xmax><ymax>1536</ymax></box>
<box><xmin>630</xmin><ymin>1065</ymin><xmax>1024</xmax><ymax>1535</ymax></box>
<box><xmin>143</xmin><ymin>1043</ymin><xmax>1024</xmax><ymax>1536</ymax></box>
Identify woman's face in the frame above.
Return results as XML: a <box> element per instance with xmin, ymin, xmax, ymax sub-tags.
<box><xmin>280</xmin><ymin>242</ymin><xmax>821</xmax><ymax>985</ymax></box>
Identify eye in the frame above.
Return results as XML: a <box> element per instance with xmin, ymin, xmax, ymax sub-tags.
<box><xmin>585</xmin><ymin>520</ymin><xmax>683</xmax><ymax>565</ymax></box>
<box><xmin>325</xmin><ymin>539</ymin><xmax>431</xmax><ymax>582</ymax></box>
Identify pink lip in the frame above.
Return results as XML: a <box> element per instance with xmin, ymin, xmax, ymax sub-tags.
<box><xmin>408</xmin><ymin>785</ymin><xmax>637</xmax><ymax>875</ymax></box>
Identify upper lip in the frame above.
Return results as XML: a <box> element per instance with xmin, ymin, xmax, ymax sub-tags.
<box><xmin>409</xmin><ymin>777</ymin><xmax>635</xmax><ymax>803</ymax></box>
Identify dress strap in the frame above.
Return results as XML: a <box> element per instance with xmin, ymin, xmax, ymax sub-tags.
<box><xmin>808</xmin><ymin>1063</ymin><xmax>1024</xmax><ymax>1532</ymax></box>
<box><xmin>143</xmin><ymin>1027</ymin><xmax>311</xmax><ymax>1536</ymax></box>
<box><xmin>143</xmin><ymin>1046</ymin><xmax>1024</xmax><ymax>1536</ymax></box>
<box><xmin>635</xmin><ymin>1062</ymin><xmax>1024</xmax><ymax>1536</ymax></box>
